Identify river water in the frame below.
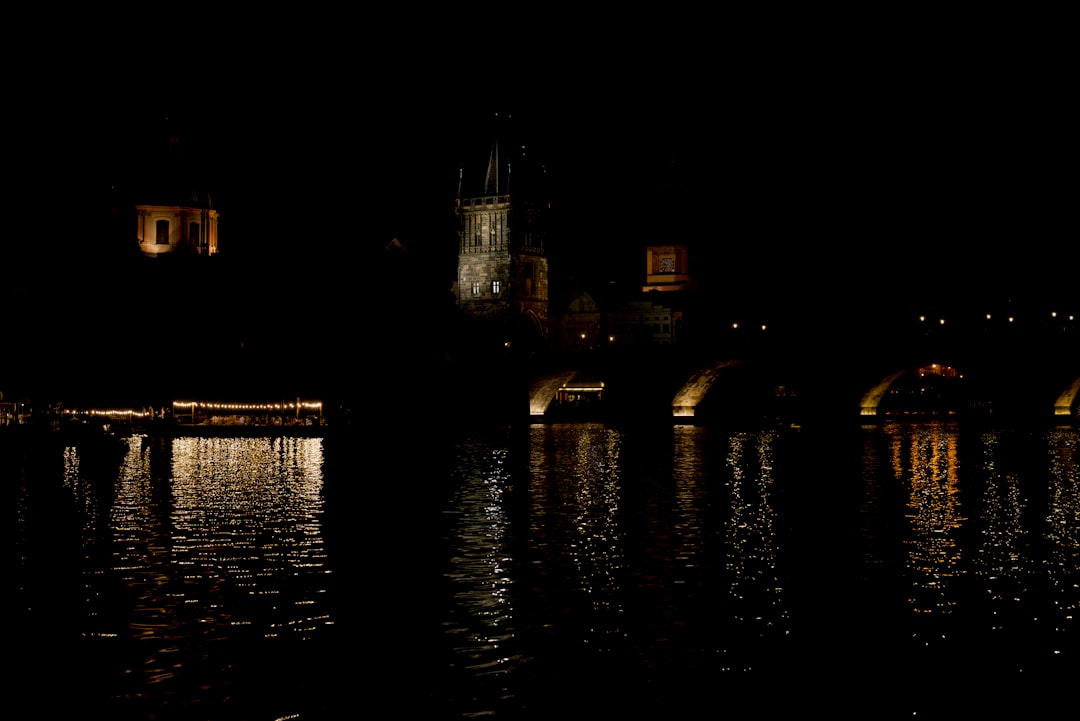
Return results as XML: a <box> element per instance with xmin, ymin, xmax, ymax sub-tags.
<box><xmin>7</xmin><ymin>418</ymin><xmax>1079</xmax><ymax>719</ymax></box>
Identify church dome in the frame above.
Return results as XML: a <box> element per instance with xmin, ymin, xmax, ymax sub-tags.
<box><xmin>133</xmin><ymin>124</ymin><xmax>214</xmax><ymax>209</ymax></box>
<box><xmin>130</xmin><ymin>119</ymin><xmax>220</xmax><ymax>257</ymax></box>
<box><xmin>138</xmin><ymin>180</ymin><xmax>214</xmax><ymax>210</ymax></box>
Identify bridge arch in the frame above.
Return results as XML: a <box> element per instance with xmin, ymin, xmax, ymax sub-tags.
<box><xmin>859</xmin><ymin>370</ymin><xmax>907</xmax><ymax>417</ymax></box>
<box><xmin>858</xmin><ymin>362</ymin><xmax>964</xmax><ymax>417</ymax></box>
<box><xmin>525</xmin><ymin>356</ymin><xmax>1077</xmax><ymax>423</ymax></box>
<box><xmin>1055</xmin><ymin>376</ymin><xmax>1080</xmax><ymax>418</ymax></box>
<box><xmin>671</xmin><ymin>360</ymin><xmax>747</xmax><ymax>418</ymax></box>
<box><xmin>529</xmin><ymin>371</ymin><xmax>576</xmax><ymax>416</ymax></box>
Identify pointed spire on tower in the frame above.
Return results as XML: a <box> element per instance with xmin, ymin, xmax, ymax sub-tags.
<box><xmin>485</xmin><ymin>138</ymin><xmax>499</xmax><ymax>195</ymax></box>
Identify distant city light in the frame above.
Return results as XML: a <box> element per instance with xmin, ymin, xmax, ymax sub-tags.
<box><xmin>64</xmin><ymin>408</ymin><xmax>152</xmax><ymax>419</ymax></box>
<box><xmin>172</xmin><ymin>400</ymin><xmax>322</xmax><ymax>412</ymax></box>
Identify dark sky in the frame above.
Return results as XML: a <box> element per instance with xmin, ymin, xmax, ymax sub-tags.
<box><xmin>15</xmin><ymin>26</ymin><xmax>1072</xmax><ymax>292</ymax></box>
<box><xmin>4</xmin><ymin>17</ymin><xmax>1075</xmax><ymax>400</ymax></box>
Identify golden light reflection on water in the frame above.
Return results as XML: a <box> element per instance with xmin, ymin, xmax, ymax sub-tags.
<box><xmin>443</xmin><ymin>421</ymin><xmax>790</xmax><ymax>714</ymax></box>
<box><xmin>886</xmin><ymin>420</ymin><xmax>966</xmax><ymax>666</ymax></box>
<box><xmin>63</xmin><ymin>434</ymin><xmax>331</xmax><ymax>699</ymax></box>
<box><xmin>441</xmin><ymin>428</ymin><xmax>522</xmax><ymax>705</ymax></box>
<box><xmin>1046</xmin><ymin>426</ymin><xmax>1080</xmax><ymax>648</ymax></box>
<box><xmin>167</xmin><ymin>437</ymin><xmax>329</xmax><ymax>639</ymax></box>
<box><xmin>868</xmin><ymin>419</ymin><xmax>1080</xmax><ymax>680</ymax></box>
<box><xmin>972</xmin><ymin>429</ymin><xmax>1027</xmax><ymax>630</ymax></box>
<box><xmin>719</xmin><ymin>429</ymin><xmax>788</xmax><ymax>659</ymax></box>
<box><xmin>442</xmin><ymin>423</ymin><xmax>630</xmax><ymax>714</ymax></box>
<box><xmin>888</xmin><ymin>421</ymin><xmax>965</xmax><ymax>627</ymax></box>
<box><xmin>670</xmin><ymin>425</ymin><xmax>707</xmax><ymax>580</ymax></box>
<box><xmin>532</xmin><ymin>423</ymin><xmax>625</xmax><ymax>622</ymax></box>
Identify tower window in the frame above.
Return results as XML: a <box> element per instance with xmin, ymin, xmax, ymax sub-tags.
<box><xmin>189</xmin><ymin>222</ymin><xmax>200</xmax><ymax>246</ymax></box>
<box><xmin>492</xmin><ymin>280</ymin><xmax>500</xmax><ymax>295</ymax></box>
<box><xmin>156</xmin><ymin>219</ymin><xmax>169</xmax><ymax>245</ymax></box>
<box><xmin>472</xmin><ymin>282</ymin><xmax>481</xmax><ymax>295</ymax></box>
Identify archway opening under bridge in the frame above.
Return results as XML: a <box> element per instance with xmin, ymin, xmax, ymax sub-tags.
<box><xmin>860</xmin><ymin>363</ymin><xmax>964</xmax><ymax>417</ymax></box>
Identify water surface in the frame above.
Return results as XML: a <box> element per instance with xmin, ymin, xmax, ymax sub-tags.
<box><xmin>8</xmin><ymin>420</ymin><xmax>1078</xmax><ymax>718</ymax></box>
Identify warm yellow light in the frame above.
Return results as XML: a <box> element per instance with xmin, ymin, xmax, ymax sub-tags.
<box><xmin>732</xmin><ymin>322</ymin><xmax>739</xmax><ymax>329</ymax></box>
<box><xmin>939</xmin><ymin>318</ymin><xmax>945</xmax><ymax>325</ymax></box>
<box><xmin>172</xmin><ymin>399</ymin><xmax>321</xmax><ymax>412</ymax></box>
<box><xmin>919</xmin><ymin>315</ymin><xmax>926</xmax><ymax>322</ymax></box>
<box><xmin>761</xmin><ymin>324</ymin><xmax>767</xmax><ymax>331</ymax></box>
<box><xmin>1008</xmin><ymin>317</ymin><xmax>1014</xmax><ymax>323</ymax></box>
<box><xmin>70</xmin><ymin>407</ymin><xmax>151</xmax><ymax>419</ymax></box>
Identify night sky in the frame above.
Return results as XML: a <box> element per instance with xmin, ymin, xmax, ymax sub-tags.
<box><xmin>5</xmin><ymin>17</ymin><xmax>1076</xmax><ymax>402</ymax></box>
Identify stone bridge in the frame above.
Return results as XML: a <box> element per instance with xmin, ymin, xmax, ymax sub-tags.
<box><xmin>523</xmin><ymin>332</ymin><xmax>1079</xmax><ymax>424</ymax></box>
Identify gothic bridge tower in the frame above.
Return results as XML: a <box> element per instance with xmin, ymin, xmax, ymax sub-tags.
<box><xmin>455</xmin><ymin>120</ymin><xmax>550</xmax><ymax>349</ymax></box>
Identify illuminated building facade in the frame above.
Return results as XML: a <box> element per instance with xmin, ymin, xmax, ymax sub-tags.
<box><xmin>455</xmin><ymin>130</ymin><xmax>549</xmax><ymax>342</ymax></box>
<box><xmin>642</xmin><ymin>244</ymin><xmax>694</xmax><ymax>293</ymax></box>
<box><xmin>135</xmin><ymin>194</ymin><xmax>218</xmax><ymax>257</ymax></box>
<box><xmin>132</xmin><ymin>122</ymin><xmax>219</xmax><ymax>258</ymax></box>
